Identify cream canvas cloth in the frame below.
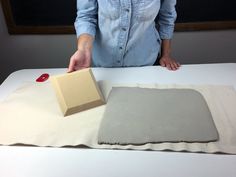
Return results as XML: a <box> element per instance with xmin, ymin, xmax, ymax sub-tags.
<box><xmin>0</xmin><ymin>82</ymin><xmax>236</xmax><ymax>154</ymax></box>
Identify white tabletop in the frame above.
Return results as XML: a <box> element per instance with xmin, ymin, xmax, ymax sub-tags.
<box><xmin>1</xmin><ymin>63</ymin><xmax>236</xmax><ymax>177</ymax></box>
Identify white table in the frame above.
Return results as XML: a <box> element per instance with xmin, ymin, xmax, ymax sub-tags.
<box><xmin>0</xmin><ymin>63</ymin><xmax>236</xmax><ymax>177</ymax></box>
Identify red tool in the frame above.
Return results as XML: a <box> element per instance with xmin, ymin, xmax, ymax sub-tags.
<box><xmin>36</xmin><ymin>73</ymin><xmax>49</xmax><ymax>82</ymax></box>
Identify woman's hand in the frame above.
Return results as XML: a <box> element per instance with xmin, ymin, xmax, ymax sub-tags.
<box><xmin>159</xmin><ymin>56</ymin><xmax>180</xmax><ymax>71</ymax></box>
<box><xmin>67</xmin><ymin>34</ymin><xmax>94</xmax><ymax>73</ymax></box>
<box><xmin>159</xmin><ymin>39</ymin><xmax>180</xmax><ymax>71</ymax></box>
<box><xmin>68</xmin><ymin>49</ymin><xmax>92</xmax><ymax>72</ymax></box>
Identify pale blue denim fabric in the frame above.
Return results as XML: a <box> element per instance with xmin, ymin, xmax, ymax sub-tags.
<box><xmin>74</xmin><ymin>0</ymin><xmax>177</xmax><ymax>67</ymax></box>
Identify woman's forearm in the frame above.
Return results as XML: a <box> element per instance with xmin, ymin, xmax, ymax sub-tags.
<box><xmin>161</xmin><ymin>39</ymin><xmax>172</xmax><ymax>57</ymax></box>
<box><xmin>77</xmin><ymin>34</ymin><xmax>94</xmax><ymax>51</ymax></box>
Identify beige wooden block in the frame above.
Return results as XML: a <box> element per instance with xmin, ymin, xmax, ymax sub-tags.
<box><xmin>50</xmin><ymin>68</ymin><xmax>105</xmax><ymax>116</ymax></box>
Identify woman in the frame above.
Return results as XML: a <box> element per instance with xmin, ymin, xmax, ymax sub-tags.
<box><xmin>68</xmin><ymin>0</ymin><xmax>180</xmax><ymax>72</ymax></box>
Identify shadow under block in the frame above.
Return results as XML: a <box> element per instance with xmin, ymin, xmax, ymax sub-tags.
<box><xmin>50</xmin><ymin>68</ymin><xmax>105</xmax><ymax>116</ymax></box>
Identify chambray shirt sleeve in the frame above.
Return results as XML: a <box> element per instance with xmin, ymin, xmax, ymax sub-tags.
<box><xmin>157</xmin><ymin>0</ymin><xmax>177</xmax><ymax>39</ymax></box>
<box><xmin>74</xmin><ymin>0</ymin><xmax>98</xmax><ymax>38</ymax></box>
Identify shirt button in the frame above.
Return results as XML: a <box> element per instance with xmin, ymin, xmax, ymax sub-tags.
<box><xmin>119</xmin><ymin>47</ymin><xmax>123</xmax><ymax>50</ymax></box>
<box><xmin>125</xmin><ymin>9</ymin><xmax>130</xmax><ymax>13</ymax></box>
<box><xmin>122</xmin><ymin>27</ymin><xmax>127</xmax><ymax>31</ymax></box>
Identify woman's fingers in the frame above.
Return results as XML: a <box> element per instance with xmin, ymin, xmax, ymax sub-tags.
<box><xmin>68</xmin><ymin>57</ymin><xmax>76</xmax><ymax>73</ymax></box>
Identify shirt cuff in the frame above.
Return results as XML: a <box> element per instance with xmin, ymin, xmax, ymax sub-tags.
<box><xmin>159</xmin><ymin>24</ymin><xmax>175</xmax><ymax>40</ymax></box>
<box><xmin>74</xmin><ymin>21</ymin><xmax>96</xmax><ymax>38</ymax></box>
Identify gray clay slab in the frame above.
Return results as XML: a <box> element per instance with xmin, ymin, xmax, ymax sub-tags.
<box><xmin>98</xmin><ymin>87</ymin><xmax>219</xmax><ymax>145</ymax></box>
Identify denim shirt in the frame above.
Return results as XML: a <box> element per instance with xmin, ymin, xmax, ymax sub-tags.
<box><xmin>74</xmin><ymin>0</ymin><xmax>177</xmax><ymax>67</ymax></box>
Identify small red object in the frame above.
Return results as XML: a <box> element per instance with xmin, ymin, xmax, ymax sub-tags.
<box><xmin>36</xmin><ymin>73</ymin><xmax>49</xmax><ymax>82</ymax></box>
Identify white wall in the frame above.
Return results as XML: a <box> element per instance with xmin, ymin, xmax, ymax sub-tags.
<box><xmin>172</xmin><ymin>30</ymin><xmax>236</xmax><ymax>64</ymax></box>
<box><xmin>1</xmin><ymin>3</ymin><xmax>236</xmax><ymax>84</ymax></box>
